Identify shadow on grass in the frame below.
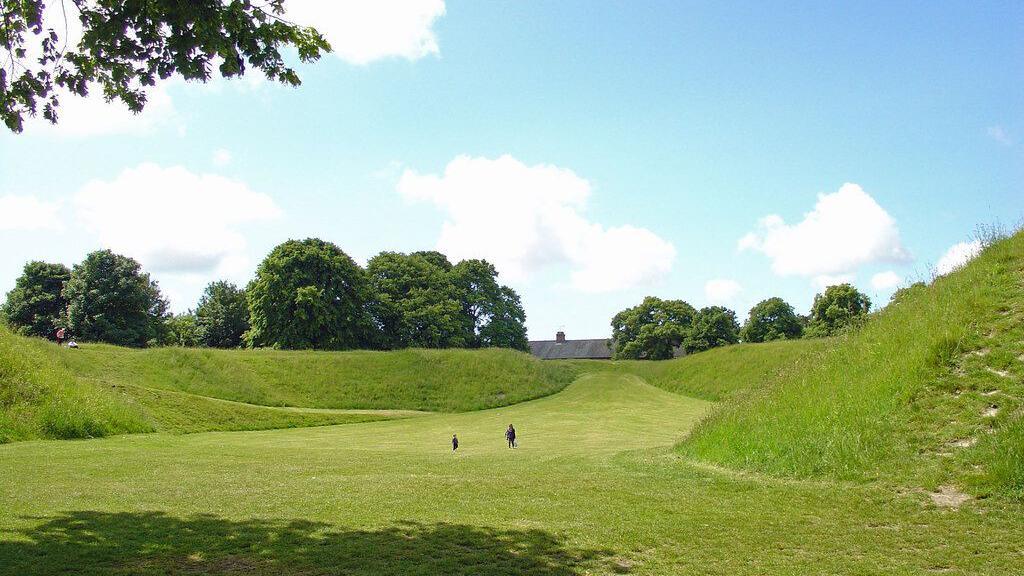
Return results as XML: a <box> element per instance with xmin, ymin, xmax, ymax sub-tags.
<box><xmin>1</xmin><ymin>511</ymin><xmax>616</xmax><ymax>575</ymax></box>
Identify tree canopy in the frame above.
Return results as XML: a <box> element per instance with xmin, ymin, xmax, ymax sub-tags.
<box><xmin>162</xmin><ymin>312</ymin><xmax>201</xmax><ymax>347</ymax></box>
<box><xmin>367</xmin><ymin>251</ymin><xmax>466</xmax><ymax>349</ymax></box>
<box><xmin>740</xmin><ymin>297</ymin><xmax>803</xmax><ymax>343</ymax></box>
<box><xmin>611</xmin><ymin>296</ymin><xmax>696</xmax><ymax>360</ymax></box>
<box><xmin>684</xmin><ymin>306</ymin><xmax>740</xmax><ymax>353</ymax></box>
<box><xmin>0</xmin><ymin>260</ymin><xmax>70</xmax><ymax>338</ymax></box>
<box><xmin>195</xmin><ymin>281</ymin><xmax>249</xmax><ymax>348</ymax></box>
<box><xmin>366</xmin><ymin>253</ymin><xmax>529</xmax><ymax>352</ymax></box>
<box><xmin>1</xmin><ymin>0</ymin><xmax>330</xmax><ymax>132</ymax></box>
<box><xmin>805</xmin><ymin>283</ymin><xmax>871</xmax><ymax>337</ymax></box>
<box><xmin>246</xmin><ymin>238</ymin><xmax>372</xmax><ymax>350</ymax></box>
<box><xmin>63</xmin><ymin>250</ymin><xmax>168</xmax><ymax>346</ymax></box>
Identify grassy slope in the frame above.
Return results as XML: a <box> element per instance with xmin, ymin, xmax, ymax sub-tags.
<box><xmin>58</xmin><ymin>344</ymin><xmax>579</xmax><ymax>412</ymax></box>
<box><xmin>2</xmin><ymin>374</ymin><xmax>1021</xmax><ymax>575</ymax></box>
<box><xmin>681</xmin><ymin>230</ymin><xmax>1024</xmax><ymax>496</ymax></box>
<box><xmin>572</xmin><ymin>338</ymin><xmax>830</xmax><ymax>402</ymax></box>
<box><xmin>0</xmin><ymin>327</ymin><xmax>151</xmax><ymax>442</ymax></box>
<box><xmin>0</xmin><ymin>328</ymin><xmax>411</xmax><ymax>441</ymax></box>
<box><xmin>1</xmin><ymin>332</ymin><xmax>578</xmax><ymax>442</ymax></box>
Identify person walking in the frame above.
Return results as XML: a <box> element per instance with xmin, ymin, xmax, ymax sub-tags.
<box><xmin>55</xmin><ymin>327</ymin><xmax>65</xmax><ymax>346</ymax></box>
<box><xmin>452</xmin><ymin>434</ymin><xmax>459</xmax><ymax>452</ymax></box>
<box><xmin>506</xmin><ymin>424</ymin><xmax>516</xmax><ymax>448</ymax></box>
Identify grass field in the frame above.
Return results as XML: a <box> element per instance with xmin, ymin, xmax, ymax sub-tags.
<box><xmin>3</xmin><ymin>373</ymin><xmax>1022</xmax><ymax>575</ymax></box>
<box><xmin>2</xmin><ymin>232</ymin><xmax>1022</xmax><ymax>574</ymax></box>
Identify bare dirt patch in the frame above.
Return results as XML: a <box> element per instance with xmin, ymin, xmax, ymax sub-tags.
<box><xmin>985</xmin><ymin>367</ymin><xmax>1011</xmax><ymax>378</ymax></box>
<box><xmin>929</xmin><ymin>486</ymin><xmax>971</xmax><ymax>509</ymax></box>
<box><xmin>950</xmin><ymin>438</ymin><xmax>977</xmax><ymax>449</ymax></box>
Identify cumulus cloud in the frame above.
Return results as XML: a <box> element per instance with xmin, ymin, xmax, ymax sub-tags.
<box><xmin>287</xmin><ymin>0</ymin><xmax>445</xmax><ymax>65</ymax></box>
<box><xmin>812</xmin><ymin>273</ymin><xmax>855</xmax><ymax>291</ymax></box>
<box><xmin>74</xmin><ymin>163</ymin><xmax>281</xmax><ymax>276</ymax></box>
<box><xmin>398</xmin><ymin>154</ymin><xmax>676</xmax><ymax>292</ymax></box>
<box><xmin>704</xmin><ymin>279</ymin><xmax>742</xmax><ymax>305</ymax></box>
<box><xmin>0</xmin><ymin>194</ymin><xmax>63</xmax><ymax>231</ymax></box>
<box><xmin>739</xmin><ymin>183</ymin><xmax>910</xmax><ymax>280</ymax></box>
<box><xmin>22</xmin><ymin>85</ymin><xmax>179</xmax><ymax>138</ymax></box>
<box><xmin>935</xmin><ymin>240</ymin><xmax>982</xmax><ymax>276</ymax></box>
<box><xmin>871</xmin><ymin>270</ymin><xmax>902</xmax><ymax>291</ymax></box>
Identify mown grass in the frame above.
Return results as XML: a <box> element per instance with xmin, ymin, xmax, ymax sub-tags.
<box><xmin>56</xmin><ymin>344</ymin><xmax>579</xmax><ymax>412</ymax></box>
<box><xmin>680</xmin><ymin>230</ymin><xmax>1024</xmax><ymax>494</ymax></box>
<box><xmin>2</xmin><ymin>374</ymin><xmax>1022</xmax><ymax>575</ymax></box>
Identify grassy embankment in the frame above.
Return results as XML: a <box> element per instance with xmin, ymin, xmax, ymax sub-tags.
<box><xmin>680</xmin><ymin>229</ymin><xmax>1024</xmax><ymax>497</ymax></box>
<box><xmin>0</xmin><ymin>331</ymin><xmax>579</xmax><ymax>442</ymax></box>
<box><xmin>575</xmin><ymin>337</ymin><xmax>830</xmax><ymax>402</ymax></box>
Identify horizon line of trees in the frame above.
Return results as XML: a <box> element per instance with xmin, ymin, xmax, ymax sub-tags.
<box><xmin>610</xmin><ymin>283</ymin><xmax>874</xmax><ymax>360</ymax></box>
<box><xmin>1</xmin><ymin>239</ymin><xmax>530</xmax><ymax>352</ymax></box>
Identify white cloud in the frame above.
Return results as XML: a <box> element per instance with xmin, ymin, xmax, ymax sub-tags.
<box><xmin>212</xmin><ymin>149</ymin><xmax>233</xmax><ymax>167</ymax></box>
<box><xmin>936</xmin><ymin>240</ymin><xmax>982</xmax><ymax>276</ymax></box>
<box><xmin>739</xmin><ymin>183</ymin><xmax>910</xmax><ymax>280</ymax></box>
<box><xmin>704</xmin><ymin>279</ymin><xmax>742</xmax><ymax>305</ymax></box>
<box><xmin>812</xmin><ymin>273</ymin><xmax>855</xmax><ymax>291</ymax></box>
<box><xmin>0</xmin><ymin>194</ymin><xmax>63</xmax><ymax>231</ymax></box>
<box><xmin>398</xmin><ymin>154</ymin><xmax>676</xmax><ymax>292</ymax></box>
<box><xmin>287</xmin><ymin>0</ymin><xmax>446</xmax><ymax>65</ymax></box>
<box><xmin>870</xmin><ymin>270</ymin><xmax>902</xmax><ymax>291</ymax></box>
<box><xmin>23</xmin><ymin>85</ymin><xmax>179</xmax><ymax>138</ymax></box>
<box><xmin>73</xmin><ymin>163</ymin><xmax>281</xmax><ymax>277</ymax></box>
<box><xmin>987</xmin><ymin>125</ymin><xmax>1013</xmax><ymax>146</ymax></box>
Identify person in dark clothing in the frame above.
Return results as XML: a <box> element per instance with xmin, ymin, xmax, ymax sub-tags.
<box><xmin>506</xmin><ymin>424</ymin><xmax>516</xmax><ymax>448</ymax></box>
<box><xmin>452</xmin><ymin>434</ymin><xmax>459</xmax><ymax>451</ymax></box>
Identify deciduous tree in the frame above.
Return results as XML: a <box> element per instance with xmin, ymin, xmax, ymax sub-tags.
<box><xmin>740</xmin><ymin>297</ymin><xmax>803</xmax><ymax>343</ymax></box>
<box><xmin>195</xmin><ymin>281</ymin><xmax>248</xmax><ymax>348</ymax></box>
<box><xmin>246</xmin><ymin>238</ymin><xmax>371</xmax><ymax>350</ymax></box>
<box><xmin>162</xmin><ymin>312</ymin><xmax>201</xmax><ymax>347</ymax></box>
<box><xmin>1</xmin><ymin>0</ymin><xmax>330</xmax><ymax>132</ymax></box>
<box><xmin>684</xmin><ymin>306</ymin><xmax>740</xmax><ymax>353</ymax></box>
<box><xmin>1</xmin><ymin>260</ymin><xmax>70</xmax><ymax>338</ymax></box>
<box><xmin>367</xmin><ymin>251</ymin><xmax>466</xmax><ymax>349</ymax></box>
<box><xmin>63</xmin><ymin>250</ymin><xmax>168</xmax><ymax>346</ymax></box>
<box><xmin>805</xmin><ymin>283</ymin><xmax>871</xmax><ymax>337</ymax></box>
<box><xmin>611</xmin><ymin>296</ymin><xmax>696</xmax><ymax>360</ymax></box>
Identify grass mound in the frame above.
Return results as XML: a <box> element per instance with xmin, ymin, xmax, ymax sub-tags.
<box><xmin>680</xmin><ymin>230</ymin><xmax>1024</xmax><ymax>496</ymax></box>
<box><xmin>0</xmin><ymin>327</ymin><xmax>151</xmax><ymax>442</ymax></box>
<box><xmin>584</xmin><ymin>338</ymin><xmax>830</xmax><ymax>402</ymax></box>
<box><xmin>57</xmin><ymin>345</ymin><xmax>578</xmax><ymax>413</ymax></box>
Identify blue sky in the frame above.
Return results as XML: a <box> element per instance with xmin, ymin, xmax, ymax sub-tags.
<box><xmin>1</xmin><ymin>1</ymin><xmax>1021</xmax><ymax>339</ymax></box>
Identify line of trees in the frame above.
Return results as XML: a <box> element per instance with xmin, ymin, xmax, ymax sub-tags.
<box><xmin>610</xmin><ymin>284</ymin><xmax>873</xmax><ymax>360</ymax></box>
<box><xmin>1</xmin><ymin>239</ymin><xmax>529</xmax><ymax>352</ymax></box>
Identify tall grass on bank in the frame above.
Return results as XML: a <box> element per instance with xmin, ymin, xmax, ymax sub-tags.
<box><xmin>680</xmin><ymin>230</ymin><xmax>1024</xmax><ymax>487</ymax></box>
<box><xmin>573</xmin><ymin>338</ymin><xmax>830</xmax><ymax>402</ymax></box>
<box><xmin>0</xmin><ymin>327</ymin><xmax>151</xmax><ymax>442</ymax></box>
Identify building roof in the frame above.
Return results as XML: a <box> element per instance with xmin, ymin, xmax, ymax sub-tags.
<box><xmin>529</xmin><ymin>338</ymin><xmax>613</xmax><ymax>360</ymax></box>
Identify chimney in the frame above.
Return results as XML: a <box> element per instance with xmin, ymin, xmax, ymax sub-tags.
<box><xmin>556</xmin><ymin>331</ymin><xmax>566</xmax><ymax>343</ymax></box>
